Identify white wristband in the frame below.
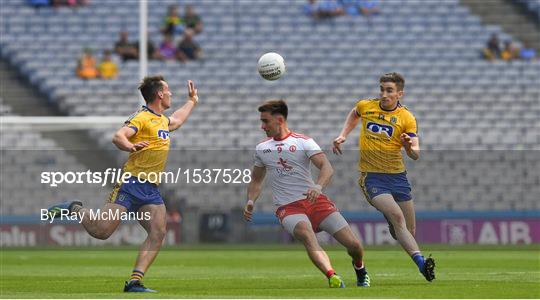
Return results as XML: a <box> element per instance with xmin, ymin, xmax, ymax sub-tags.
<box><xmin>246</xmin><ymin>200</ymin><xmax>254</xmax><ymax>206</ymax></box>
<box><xmin>314</xmin><ymin>184</ymin><xmax>323</xmax><ymax>191</ymax></box>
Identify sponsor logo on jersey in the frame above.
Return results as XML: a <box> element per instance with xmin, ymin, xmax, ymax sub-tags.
<box><xmin>157</xmin><ymin>129</ymin><xmax>170</xmax><ymax>140</ymax></box>
<box><xmin>366</xmin><ymin>122</ymin><xmax>393</xmax><ymax>137</ymax></box>
<box><xmin>277</xmin><ymin>158</ymin><xmax>293</xmax><ymax>171</ymax></box>
<box><xmin>263</xmin><ymin>149</ymin><xmax>272</xmax><ymax>153</ymax></box>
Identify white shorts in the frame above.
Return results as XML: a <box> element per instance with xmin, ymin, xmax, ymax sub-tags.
<box><xmin>281</xmin><ymin>212</ymin><xmax>349</xmax><ymax>236</ymax></box>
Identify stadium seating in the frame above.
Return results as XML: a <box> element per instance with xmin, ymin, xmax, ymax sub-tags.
<box><xmin>516</xmin><ymin>0</ymin><xmax>540</xmax><ymax>20</ymax></box>
<box><xmin>0</xmin><ymin>97</ymin><xmax>13</xmax><ymax>115</ymax></box>
<box><xmin>0</xmin><ymin>0</ymin><xmax>538</xmax><ymax>214</ymax></box>
<box><xmin>0</xmin><ymin>110</ymin><xmax>110</xmax><ymax>214</ymax></box>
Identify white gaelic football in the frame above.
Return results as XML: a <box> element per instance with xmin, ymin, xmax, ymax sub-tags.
<box><xmin>257</xmin><ymin>52</ymin><xmax>286</xmax><ymax>81</ymax></box>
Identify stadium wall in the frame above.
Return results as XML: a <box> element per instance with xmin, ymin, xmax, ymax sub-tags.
<box><xmin>0</xmin><ymin>219</ymin><xmax>181</xmax><ymax>247</ymax></box>
<box><xmin>260</xmin><ymin>211</ymin><xmax>540</xmax><ymax>246</ymax></box>
<box><xmin>2</xmin><ymin>211</ymin><xmax>538</xmax><ymax>247</ymax></box>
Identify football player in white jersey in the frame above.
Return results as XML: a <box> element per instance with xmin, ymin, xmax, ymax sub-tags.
<box><xmin>243</xmin><ymin>100</ymin><xmax>371</xmax><ymax>288</ymax></box>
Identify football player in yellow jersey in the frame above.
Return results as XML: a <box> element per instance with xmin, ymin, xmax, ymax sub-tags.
<box><xmin>48</xmin><ymin>76</ymin><xmax>199</xmax><ymax>292</ymax></box>
<box><xmin>332</xmin><ymin>73</ymin><xmax>435</xmax><ymax>282</ymax></box>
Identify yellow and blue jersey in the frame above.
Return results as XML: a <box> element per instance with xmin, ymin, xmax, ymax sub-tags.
<box><xmin>122</xmin><ymin>105</ymin><xmax>171</xmax><ymax>183</ymax></box>
<box><xmin>355</xmin><ymin>98</ymin><xmax>418</xmax><ymax>174</ymax></box>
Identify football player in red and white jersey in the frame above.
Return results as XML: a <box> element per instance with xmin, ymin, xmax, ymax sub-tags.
<box><xmin>243</xmin><ymin>100</ymin><xmax>370</xmax><ymax>288</ymax></box>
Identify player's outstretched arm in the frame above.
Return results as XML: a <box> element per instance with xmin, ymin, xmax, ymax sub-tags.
<box><xmin>305</xmin><ymin>153</ymin><xmax>333</xmax><ymax>202</ymax></box>
<box><xmin>112</xmin><ymin>126</ymin><xmax>149</xmax><ymax>152</ymax></box>
<box><xmin>168</xmin><ymin>80</ymin><xmax>199</xmax><ymax>132</ymax></box>
<box><xmin>333</xmin><ymin>108</ymin><xmax>361</xmax><ymax>155</ymax></box>
<box><xmin>400</xmin><ymin>133</ymin><xmax>420</xmax><ymax>160</ymax></box>
<box><xmin>244</xmin><ymin>166</ymin><xmax>266</xmax><ymax>222</ymax></box>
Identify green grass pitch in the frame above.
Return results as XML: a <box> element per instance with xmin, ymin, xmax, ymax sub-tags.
<box><xmin>1</xmin><ymin>245</ymin><xmax>539</xmax><ymax>298</ymax></box>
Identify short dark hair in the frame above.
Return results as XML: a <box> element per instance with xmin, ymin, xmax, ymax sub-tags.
<box><xmin>379</xmin><ymin>72</ymin><xmax>405</xmax><ymax>91</ymax></box>
<box><xmin>138</xmin><ymin>75</ymin><xmax>165</xmax><ymax>104</ymax></box>
<box><xmin>258</xmin><ymin>99</ymin><xmax>288</xmax><ymax>120</ymax></box>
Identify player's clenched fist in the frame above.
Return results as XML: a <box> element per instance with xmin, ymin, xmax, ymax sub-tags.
<box><xmin>332</xmin><ymin>136</ymin><xmax>346</xmax><ymax>155</ymax></box>
<box><xmin>130</xmin><ymin>141</ymin><xmax>149</xmax><ymax>152</ymax></box>
<box><xmin>400</xmin><ymin>133</ymin><xmax>412</xmax><ymax>150</ymax></box>
<box><xmin>243</xmin><ymin>200</ymin><xmax>254</xmax><ymax>222</ymax></box>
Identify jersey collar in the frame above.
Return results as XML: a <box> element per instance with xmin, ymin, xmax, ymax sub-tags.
<box><xmin>273</xmin><ymin>131</ymin><xmax>292</xmax><ymax>141</ymax></box>
<box><xmin>379</xmin><ymin>101</ymin><xmax>401</xmax><ymax>112</ymax></box>
<box><xmin>143</xmin><ymin>105</ymin><xmax>162</xmax><ymax>117</ymax></box>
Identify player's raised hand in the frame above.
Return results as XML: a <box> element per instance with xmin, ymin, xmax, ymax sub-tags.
<box><xmin>400</xmin><ymin>133</ymin><xmax>412</xmax><ymax>150</ymax></box>
<box><xmin>243</xmin><ymin>200</ymin><xmax>254</xmax><ymax>222</ymax></box>
<box><xmin>131</xmin><ymin>141</ymin><xmax>149</xmax><ymax>152</ymax></box>
<box><xmin>332</xmin><ymin>136</ymin><xmax>346</xmax><ymax>155</ymax></box>
<box><xmin>187</xmin><ymin>80</ymin><xmax>198</xmax><ymax>104</ymax></box>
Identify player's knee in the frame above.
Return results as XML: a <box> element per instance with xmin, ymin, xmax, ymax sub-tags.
<box><xmin>388</xmin><ymin>212</ymin><xmax>406</xmax><ymax>228</ymax></box>
<box><xmin>149</xmin><ymin>226</ymin><xmax>166</xmax><ymax>242</ymax></box>
<box><xmin>293</xmin><ymin>223</ymin><xmax>313</xmax><ymax>242</ymax></box>
<box><xmin>91</xmin><ymin>230</ymin><xmax>113</xmax><ymax>240</ymax></box>
<box><xmin>294</xmin><ymin>228</ymin><xmax>310</xmax><ymax>241</ymax></box>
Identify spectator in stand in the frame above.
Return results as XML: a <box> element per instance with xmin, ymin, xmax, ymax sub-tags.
<box><xmin>28</xmin><ymin>0</ymin><xmax>50</xmax><ymax>7</ymax></box>
<box><xmin>501</xmin><ymin>41</ymin><xmax>520</xmax><ymax>61</ymax></box>
<box><xmin>483</xmin><ymin>33</ymin><xmax>501</xmax><ymax>61</ymax></box>
<box><xmin>519</xmin><ymin>48</ymin><xmax>536</xmax><ymax>61</ymax></box>
<box><xmin>304</xmin><ymin>0</ymin><xmax>344</xmax><ymax>19</ymax></box>
<box><xmin>98</xmin><ymin>50</ymin><xmax>118</xmax><ymax>80</ymax></box>
<box><xmin>157</xmin><ymin>34</ymin><xmax>177</xmax><ymax>61</ymax></box>
<box><xmin>358</xmin><ymin>0</ymin><xmax>380</xmax><ymax>16</ymax></box>
<box><xmin>134</xmin><ymin>32</ymin><xmax>160</xmax><ymax>60</ymax></box>
<box><xmin>114</xmin><ymin>31</ymin><xmax>138</xmax><ymax>62</ymax></box>
<box><xmin>52</xmin><ymin>0</ymin><xmax>87</xmax><ymax>7</ymax></box>
<box><xmin>177</xmin><ymin>29</ymin><xmax>202</xmax><ymax>62</ymax></box>
<box><xmin>76</xmin><ymin>48</ymin><xmax>99</xmax><ymax>79</ymax></box>
<box><xmin>319</xmin><ymin>0</ymin><xmax>345</xmax><ymax>18</ymax></box>
<box><xmin>161</xmin><ymin>5</ymin><xmax>184</xmax><ymax>36</ymax></box>
<box><xmin>340</xmin><ymin>0</ymin><xmax>360</xmax><ymax>15</ymax></box>
<box><xmin>184</xmin><ymin>5</ymin><xmax>203</xmax><ymax>34</ymax></box>
<box><xmin>303</xmin><ymin>0</ymin><xmax>321</xmax><ymax>18</ymax></box>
